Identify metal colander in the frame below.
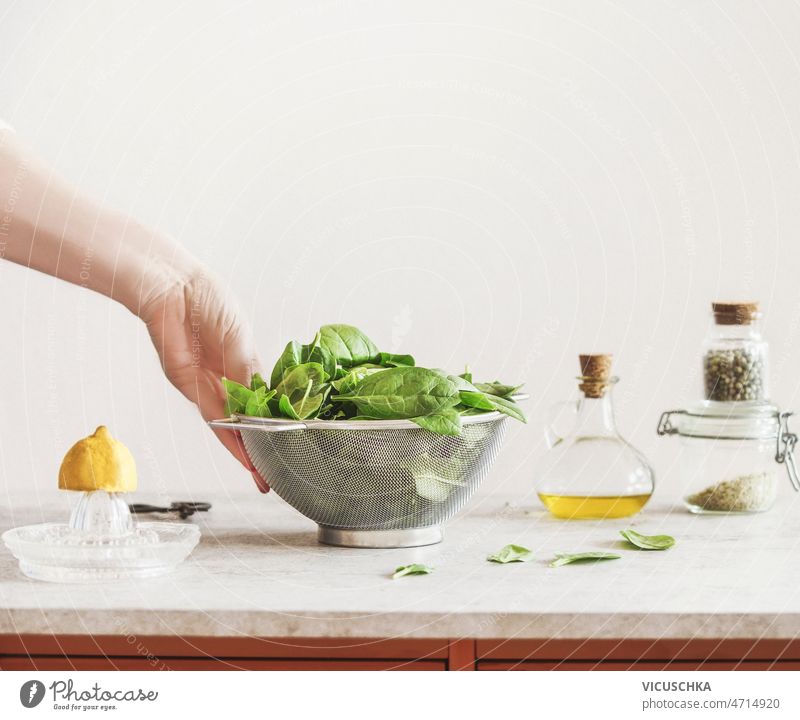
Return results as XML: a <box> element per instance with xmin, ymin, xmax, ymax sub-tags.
<box><xmin>209</xmin><ymin>405</ymin><xmax>517</xmax><ymax>548</ymax></box>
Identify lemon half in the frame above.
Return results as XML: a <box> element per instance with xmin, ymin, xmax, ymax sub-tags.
<box><xmin>58</xmin><ymin>426</ymin><xmax>137</xmax><ymax>493</ymax></box>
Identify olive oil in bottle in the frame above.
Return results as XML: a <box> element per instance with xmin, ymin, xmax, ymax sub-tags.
<box><xmin>536</xmin><ymin>355</ymin><xmax>655</xmax><ymax>520</ymax></box>
<box><xmin>537</xmin><ymin>493</ymin><xmax>651</xmax><ymax>520</ymax></box>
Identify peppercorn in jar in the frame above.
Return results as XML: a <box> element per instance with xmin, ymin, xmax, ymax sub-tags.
<box><xmin>702</xmin><ymin>302</ymin><xmax>768</xmax><ymax>403</ymax></box>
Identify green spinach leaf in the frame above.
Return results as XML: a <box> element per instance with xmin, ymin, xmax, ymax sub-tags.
<box><xmin>457</xmin><ymin>405</ymin><xmax>490</xmax><ymax>416</ymax></box>
<box><xmin>250</xmin><ymin>372</ymin><xmax>268</xmax><ymax>392</ymax></box>
<box><xmin>413</xmin><ymin>473</ymin><xmax>464</xmax><ymax>501</ymax></box>
<box><xmin>377</xmin><ymin>352</ymin><xmax>415</xmax><ymax>367</ymax></box>
<box><xmin>297</xmin><ymin>381</ymin><xmax>326</xmax><ymax>418</ymax></box>
<box><xmin>392</xmin><ymin>563</ymin><xmax>434</xmax><ymax>579</ymax></box>
<box><xmin>475</xmin><ymin>381</ymin><xmax>523</xmax><ymax>398</ymax></box>
<box><xmin>446</xmin><ymin>373</ymin><xmax>477</xmax><ymax>392</ymax></box>
<box><xmin>331</xmin><ymin>365</ymin><xmax>386</xmax><ymax>394</ymax></box>
<box><xmin>245</xmin><ymin>386</ymin><xmax>276</xmax><ymax>417</ymax></box>
<box><xmin>274</xmin><ymin>362</ymin><xmax>326</xmax><ymax>397</ymax></box>
<box><xmin>407</xmin><ymin>459</ymin><xmax>465</xmax><ymax>501</ymax></box>
<box><xmin>319</xmin><ymin>324</ymin><xmax>379</xmax><ymax>367</ymax></box>
<box><xmin>549</xmin><ymin>552</ymin><xmax>621</xmax><ymax>567</ymax></box>
<box><xmin>222</xmin><ymin>378</ymin><xmax>253</xmax><ymax>415</ymax></box>
<box><xmin>487</xmin><ymin>394</ymin><xmax>527</xmax><ymax>423</ymax></box>
<box><xmin>270</xmin><ymin>332</ymin><xmax>336</xmax><ymax>388</ymax></box>
<box><xmin>334</xmin><ymin>367</ymin><xmax>459</xmax><ymax>419</ymax></box>
<box><xmin>278</xmin><ymin>394</ymin><xmax>301</xmax><ymax>420</ymax></box>
<box><xmin>410</xmin><ymin>407</ymin><xmax>462</xmax><ymax>436</ymax></box>
<box><xmin>274</xmin><ymin>362</ymin><xmax>328</xmax><ymax>419</ymax></box>
<box><xmin>487</xmin><ymin>544</ymin><xmax>534</xmax><ymax>563</ymax></box>
<box><xmin>447</xmin><ymin>374</ymin><xmax>525</xmax><ymax>419</ymax></box>
<box><xmin>620</xmin><ymin>529</ymin><xmax>675</xmax><ymax>550</ymax></box>
<box><xmin>459</xmin><ymin>390</ymin><xmax>496</xmax><ymax>411</ymax></box>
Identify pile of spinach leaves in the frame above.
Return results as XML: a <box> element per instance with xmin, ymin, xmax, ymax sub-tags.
<box><xmin>222</xmin><ymin>324</ymin><xmax>526</xmax><ymax>436</ymax></box>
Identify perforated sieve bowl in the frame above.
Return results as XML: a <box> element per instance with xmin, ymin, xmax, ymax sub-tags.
<box><xmin>209</xmin><ymin>401</ymin><xmax>522</xmax><ymax>548</ymax></box>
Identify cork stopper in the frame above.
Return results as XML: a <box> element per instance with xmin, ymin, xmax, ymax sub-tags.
<box><xmin>712</xmin><ymin>301</ymin><xmax>759</xmax><ymax>325</ymax></box>
<box><xmin>578</xmin><ymin>354</ymin><xmax>613</xmax><ymax>398</ymax></box>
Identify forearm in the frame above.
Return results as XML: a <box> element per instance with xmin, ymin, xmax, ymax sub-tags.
<box><xmin>0</xmin><ymin>129</ymin><xmax>197</xmax><ymax>314</ymax></box>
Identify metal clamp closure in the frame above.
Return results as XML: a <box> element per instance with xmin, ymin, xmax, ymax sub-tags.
<box><xmin>657</xmin><ymin>410</ymin><xmax>685</xmax><ymax>436</ymax></box>
<box><xmin>776</xmin><ymin>412</ymin><xmax>800</xmax><ymax>491</ymax></box>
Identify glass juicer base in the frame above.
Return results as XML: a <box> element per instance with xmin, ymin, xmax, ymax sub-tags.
<box><xmin>1</xmin><ymin>491</ymin><xmax>200</xmax><ymax>583</ymax></box>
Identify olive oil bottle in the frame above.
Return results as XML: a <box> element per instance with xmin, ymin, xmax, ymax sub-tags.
<box><xmin>536</xmin><ymin>355</ymin><xmax>654</xmax><ymax>520</ymax></box>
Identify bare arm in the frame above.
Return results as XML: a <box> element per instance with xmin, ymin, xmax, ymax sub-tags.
<box><xmin>0</xmin><ymin>129</ymin><xmax>193</xmax><ymax>311</ymax></box>
<box><xmin>0</xmin><ymin>128</ymin><xmax>267</xmax><ymax>491</ymax></box>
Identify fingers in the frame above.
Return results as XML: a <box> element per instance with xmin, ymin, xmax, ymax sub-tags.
<box><xmin>187</xmin><ymin>372</ymin><xmax>269</xmax><ymax>492</ymax></box>
<box><xmin>215</xmin><ymin>305</ymin><xmax>261</xmax><ymax>381</ymax></box>
<box><xmin>210</xmin><ymin>424</ymin><xmax>251</xmax><ymax>467</ymax></box>
<box><xmin>209</xmin><ymin>425</ymin><xmax>270</xmax><ymax>493</ymax></box>
<box><xmin>251</xmin><ymin>471</ymin><xmax>270</xmax><ymax>494</ymax></box>
<box><xmin>223</xmin><ymin>344</ymin><xmax>263</xmax><ymax>389</ymax></box>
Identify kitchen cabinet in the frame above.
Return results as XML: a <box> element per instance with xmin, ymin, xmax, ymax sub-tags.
<box><xmin>0</xmin><ymin>635</ymin><xmax>453</xmax><ymax>670</ymax></box>
<box><xmin>474</xmin><ymin>639</ymin><xmax>800</xmax><ymax>671</ymax></box>
<box><xmin>2</xmin><ymin>636</ymin><xmax>798</xmax><ymax>671</ymax></box>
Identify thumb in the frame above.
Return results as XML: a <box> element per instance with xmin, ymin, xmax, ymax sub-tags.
<box><xmin>194</xmin><ymin>373</ymin><xmax>270</xmax><ymax>492</ymax></box>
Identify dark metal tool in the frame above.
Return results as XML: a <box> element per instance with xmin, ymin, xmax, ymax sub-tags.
<box><xmin>128</xmin><ymin>501</ymin><xmax>211</xmax><ymax>520</ymax></box>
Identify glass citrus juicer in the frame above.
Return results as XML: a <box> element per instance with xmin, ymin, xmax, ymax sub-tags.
<box><xmin>2</xmin><ymin>426</ymin><xmax>200</xmax><ymax>582</ymax></box>
<box><xmin>536</xmin><ymin>354</ymin><xmax>655</xmax><ymax>519</ymax></box>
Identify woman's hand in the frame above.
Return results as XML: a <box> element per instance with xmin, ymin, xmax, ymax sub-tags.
<box><xmin>138</xmin><ymin>265</ymin><xmax>269</xmax><ymax>492</ymax></box>
<box><xmin>0</xmin><ymin>131</ymin><xmax>266</xmax><ymax>490</ymax></box>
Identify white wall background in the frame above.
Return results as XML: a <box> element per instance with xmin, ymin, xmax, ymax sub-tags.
<box><xmin>2</xmin><ymin>0</ymin><xmax>800</xmax><ymax>508</ymax></box>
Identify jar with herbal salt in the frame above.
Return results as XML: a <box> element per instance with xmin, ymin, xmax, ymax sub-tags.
<box><xmin>657</xmin><ymin>405</ymin><xmax>799</xmax><ymax>513</ymax></box>
<box><xmin>702</xmin><ymin>302</ymin><xmax>767</xmax><ymax>403</ymax></box>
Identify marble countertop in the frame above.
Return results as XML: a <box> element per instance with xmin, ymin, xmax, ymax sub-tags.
<box><xmin>2</xmin><ymin>490</ymin><xmax>800</xmax><ymax>640</ymax></box>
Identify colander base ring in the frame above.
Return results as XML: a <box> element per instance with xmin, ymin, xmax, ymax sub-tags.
<box><xmin>317</xmin><ymin>525</ymin><xmax>443</xmax><ymax>549</ymax></box>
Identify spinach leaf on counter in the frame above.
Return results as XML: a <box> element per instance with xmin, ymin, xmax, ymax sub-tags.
<box><xmin>487</xmin><ymin>544</ymin><xmax>534</xmax><ymax>564</ymax></box>
<box><xmin>549</xmin><ymin>552</ymin><xmax>621</xmax><ymax>568</ymax></box>
<box><xmin>392</xmin><ymin>563</ymin><xmax>434</xmax><ymax>579</ymax></box>
<box><xmin>620</xmin><ymin>529</ymin><xmax>675</xmax><ymax>550</ymax></box>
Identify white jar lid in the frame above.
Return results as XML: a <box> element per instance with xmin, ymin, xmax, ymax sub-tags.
<box><xmin>659</xmin><ymin>401</ymin><xmax>780</xmax><ymax>440</ymax></box>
